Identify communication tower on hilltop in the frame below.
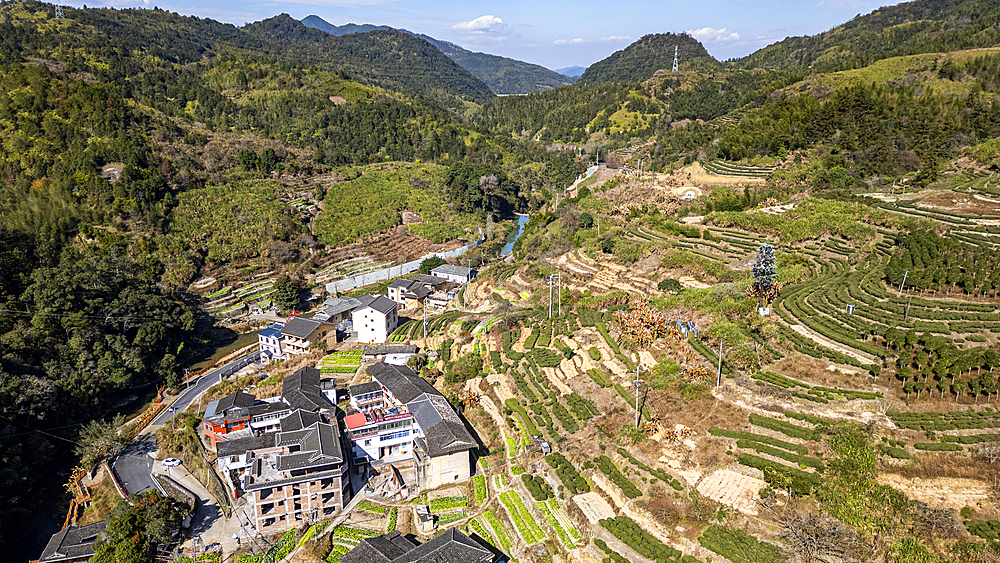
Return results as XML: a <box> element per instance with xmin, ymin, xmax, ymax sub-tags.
<box><xmin>55</xmin><ymin>6</ymin><xmax>64</xmax><ymax>18</ymax></box>
<box><xmin>672</xmin><ymin>45</ymin><xmax>678</xmax><ymax>72</ymax></box>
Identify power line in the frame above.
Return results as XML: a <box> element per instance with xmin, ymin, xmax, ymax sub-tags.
<box><xmin>0</xmin><ymin>307</ymin><xmax>192</xmax><ymax>323</ymax></box>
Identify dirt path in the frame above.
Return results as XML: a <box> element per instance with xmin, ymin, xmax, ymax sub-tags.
<box><xmin>788</xmin><ymin>324</ymin><xmax>874</xmax><ymax>364</ymax></box>
<box><xmin>878</xmin><ymin>474</ymin><xmax>990</xmax><ymax>510</ymax></box>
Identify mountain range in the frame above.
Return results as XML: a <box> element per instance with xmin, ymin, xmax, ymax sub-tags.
<box><xmin>300</xmin><ymin>15</ymin><xmax>576</xmax><ymax>95</ymax></box>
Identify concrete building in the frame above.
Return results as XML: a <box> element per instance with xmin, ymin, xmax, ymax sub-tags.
<box><xmin>203</xmin><ymin>367</ymin><xmax>332</xmax><ymax>450</ymax></box>
<box><xmin>279</xmin><ymin>317</ymin><xmax>336</xmax><ymax>355</ymax></box>
<box><xmin>340</xmin><ymin>529</ymin><xmax>493</xmax><ymax>563</ymax></box>
<box><xmin>314</xmin><ymin>296</ymin><xmax>362</xmax><ymax>323</ymax></box>
<box><xmin>218</xmin><ymin>411</ymin><xmax>350</xmax><ymax>534</ymax></box>
<box><xmin>352</xmin><ymin>294</ymin><xmax>398</xmax><ymax>344</ymax></box>
<box><xmin>386</xmin><ymin>275</ymin><xmax>449</xmax><ymax>310</ymax></box>
<box><xmin>345</xmin><ymin>363</ymin><xmax>476</xmax><ymax>490</ymax></box>
<box><xmin>258</xmin><ymin>322</ymin><xmax>285</xmax><ymax>363</ymax></box>
<box><xmin>430</xmin><ymin>264</ymin><xmax>476</xmax><ymax>284</ymax></box>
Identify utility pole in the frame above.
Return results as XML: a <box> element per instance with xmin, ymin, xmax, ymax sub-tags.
<box><xmin>423</xmin><ymin>297</ymin><xmax>427</xmax><ymax>340</ymax></box>
<box><xmin>548</xmin><ymin>277</ymin><xmax>553</xmax><ymax>319</ymax></box>
<box><xmin>716</xmin><ymin>340</ymin><xmax>724</xmax><ymax>388</ymax></box>
<box><xmin>633</xmin><ymin>366</ymin><xmax>643</xmax><ymax>429</ymax></box>
<box><xmin>672</xmin><ymin>45</ymin><xmax>679</xmax><ymax>73</ymax></box>
<box><xmin>904</xmin><ymin>295</ymin><xmax>912</xmax><ymax>321</ymax></box>
<box><xmin>597</xmin><ymin>216</ymin><xmax>601</xmax><ymax>237</ymax></box>
<box><xmin>898</xmin><ymin>270</ymin><xmax>909</xmax><ymax>297</ymax></box>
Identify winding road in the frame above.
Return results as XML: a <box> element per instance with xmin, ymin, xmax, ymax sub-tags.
<box><xmin>113</xmin><ymin>351</ymin><xmax>261</xmax><ymax>496</ymax></box>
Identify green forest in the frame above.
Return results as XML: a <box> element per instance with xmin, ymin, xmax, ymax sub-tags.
<box><xmin>3</xmin><ymin>0</ymin><xmax>1000</xmax><ymax>561</ymax></box>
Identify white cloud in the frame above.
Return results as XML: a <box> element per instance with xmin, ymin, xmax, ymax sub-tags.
<box><xmin>554</xmin><ymin>37</ymin><xmax>585</xmax><ymax>45</ymax></box>
<box><xmin>686</xmin><ymin>26</ymin><xmax>741</xmax><ymax>42</ymax></box>
<box><xmin>600</xmin><ymin>35</ymin><xmax>631</xmax><ymax>43</ymax></box>
<box><xmin>453</xmin><ymin>15</ymin><xmax>506</xmax><ymax>34</ymax></box>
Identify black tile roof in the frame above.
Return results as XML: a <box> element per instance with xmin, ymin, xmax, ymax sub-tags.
<box><xmin>217</xmin><ymin>433</ymin><xmax>276</xmax><ymax>457</ymax></box>
<box><xmin>216</xmin><ymin>390</ymin><xmax>256</xmax><ymax>413</ymax></box>
<box><xmin>279</xmin><ymin>409</ymin><xmax>322</xmax><ymax>432</ymax></box>
<box><xmin>342</xmin><ymin>529</ymin><xmax>491</xmax><ymax>563</ymax></box>
<box><xmin>348</xmin><ymin>381</ymin><xmax>382</xmax><ymax>396</ymax></box>
<box><xmin>275</xmin><ymin>422</ymin><xmax>343</xmax><ymax>470</ymax></box>
<box><xmin>38</xmin><ymin>520</ymin><xmax>107</xmax><ymax>563</ymax></box>
<box><xmin>363</xmin><ymin>345</ymin><xmax>418</xmax><ymax>357</ymax></box>
<box><xmin>248</xmin><ymin>401</ymin><xmax>292</xmax><ymax>417</ymax></box>
<box><xmin>365</xmin><ymin>363</ymin><xmax>477</xmax><ymax>458</ymax></box>
<box><xmin>409</xmin><ymin>274</ymin><xmax>448</xmax><ymax>286</ymax></box>
<box><xmin>280</xmin><ymin>317</ymin><xmax>330</xmax><ymax>339</ymax></box>
<box><xmin>356</xmin><ymin>293</ymin><xmax>398</xmax><ymax>315</ymax></box>
<box><xmin>367</xmin><ymin>363</ymin><xmax>436</xmax><ymax>404</ymax></box>
<box><xmin>282</xmin><ymin>367</ymin><xmax>329</xmax><ymax>411</ymax></box>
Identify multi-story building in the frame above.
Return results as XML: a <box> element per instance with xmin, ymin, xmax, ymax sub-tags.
<box><xmin>217</xmin><ymin>410</ymin><xmax>349</xmax><ymax>534</ymax></box>
<box><xmin>313</xmin><ymin>296</ymin><xmax>362</xmax><ymax>324</ymax></box>
<box><xmin>386</xmin><ymin>274</ymin><xmax>448</xmax><ymax>310</ymax></box>
<box><xmin>345</xmin><ymin>362</ymin><xmax>476</xmax><ymax>489</ymax></box>
<box><xmin>279</xmin><ymin>317</ymin><xmax>336</xmax><ymax>355</ymax></box>
<box><xmin>340</xmin><ymin>529</ymin><xmax>494</xmax><ymax>563</ymax></box>
<box><xmin>352</xmin><ymin>294</ymin><xmax>398</xmax><ymax>344</ymax></box>
<box><xmin>258</xmin><ymin>322</ymin><xmax>285</xmax><ymax>363</ymax></box>
<box><xmin>203</xmin><ymin>367</ymin><xmax>332</xmax><ymax>449</ymax></box>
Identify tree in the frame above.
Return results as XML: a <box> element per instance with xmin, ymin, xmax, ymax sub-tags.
<box><xmin>272</xmin><ymin>275</ymin><xmax>302</xmax><ymax>310</ymax></box>
<box><xmin>419</xmin><ymin>257</ymin><xmax>447</xmax><ymax>275</ymax></box>
<box><xmin>750</xmin><ymin>243</ymin><xmax>778</xmax><ymax>306</ymax></box>
<box><xmin>74</xmin><ymin>414</ymin><xmax>126</xmax><ymax>469</ymax></box>
<box><xmin>578</xmin><ymin>212</ymin><xmax>594</xmax><ymax>229</ymax></box>
<box><xmin>91</xmin><ymin>492</ymin><xmax>183</xmax><ymax>563</ymax></box>
<box><xmin>657</xmin><ymin>278</ymin><xmax>682</xmax><ymax>293</ymax></box>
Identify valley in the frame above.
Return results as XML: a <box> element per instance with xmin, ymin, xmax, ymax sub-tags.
<box><xmin>2</xmin><ymin>1</ymin><xmax>1000</xmax><ymax>562</ymax></box>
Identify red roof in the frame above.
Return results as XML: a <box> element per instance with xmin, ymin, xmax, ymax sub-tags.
<box><xmin>345</xmin><ymin>413</ymin><xmax>369</xmax><ymax>430</ymax></box>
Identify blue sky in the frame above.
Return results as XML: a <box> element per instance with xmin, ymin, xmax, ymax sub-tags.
<box><xmin>65</xmin><ymin>0</ymin><xmax>905</xmax><ymax>70</ymax></box>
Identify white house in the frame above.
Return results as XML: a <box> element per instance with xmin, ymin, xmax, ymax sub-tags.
<box><xmin>258</xmin><ymin>322</ymin><xmax>285</xmax><ymax>363</ymax></box>
<box><xmin>352</xmin><ymin>294</ymin><xmax>398</xmax><ymax>344</ymax></box>
<box><xmin>345</xmin><ymin>362</ymin><xmax>476</xmax><ymax>489</ymax></box>
<box><xmin>430</xmin><ymin>264</ymin><xmax>476</xmax><ymax>284</ymax></box>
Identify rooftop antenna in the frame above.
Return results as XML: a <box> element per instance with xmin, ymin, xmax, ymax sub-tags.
<box><xmin>672</xmin><ymin>45</ymin><xmax>679</xmax><ymax>73</ymax></box>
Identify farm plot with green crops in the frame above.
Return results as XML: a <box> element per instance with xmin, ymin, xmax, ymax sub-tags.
<box><xmin>481</xmin><ymin>511</ymin><xmax>512</xmax><ymax>553</ymax></box>
<box><xmin>500</xmin><ymin>490</ymin><xmax>545</xmax><ymax>544</ymax></box>
<box><xmin>537</xmin><ymin>500</ymin><xmax>575</xmax><ymax>549</ymax></box>
<box><xmin>699</xmin><ymin>524</ymin><xmax>782</xmax><ymax>563</ymax></box>
<box><xmin>772</xmin><ymin>241</ymin><xmax>1000</xmax><ymax>407</ymax></box>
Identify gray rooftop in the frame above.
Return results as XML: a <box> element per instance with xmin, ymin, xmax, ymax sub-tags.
<box><xmin>279</xmin><ymin>409</ymin><xmax>322</xmax><ymax>432</ymax></box>
<box><xmin>321</xmin><ymin>296</ymin><xmax>363</xmax><ymax>317</ymax></box>
<box><xmin>282</xmin><ymin>367</ymin><xmax>329</xmax><ymax>412</ymax></box>
<box><xmin>215</xmin><ymin>390</ymin><xmax>255</xmax><ymax>413</ymax></box>
<box><xmin>349</xmin><ymin>381</ymin><xmax>382</xmax><ymax>396</ymax></box>
<box><xmin>341</xmin><ymin>529</ymin><xmax>491</xmax><ymax>563</ymax></box>
<box><xmin>363</xmin><ymin>345</ymin><xmax>418</xmax><ymax>356</ymax></box>
<box><xmin>366</xmin><ymin>362</ymin><xmax>477</xmax><ymax>458</ymax></box>
<box><xmin>367</xmin><ymin>363</ymin><xmax>437</xmax><ymax>404</ymax></box>
<box><xmin>280</xmin><ymin>317</ymin><xmax>331</xmax><ymax>339</ymax></box>
<box><xmin>356</xmin><ymin>293</ymin><xmax>398</xmax><ymax>315</ymax></box>
<box><xmin>217</xmin><ymin>432</ymin><xmax>277</xmax><ymax>457</ymax></box>
<box><xmin>38</xmin><ymin>521</ymin><xmax>107</xmax><ymax>563</ymax></box>
<box><xmin>275</xmin><ymin>422</ymin><xmax>343</xmax><ymax>470</ymax></box>
<box><xmin>431</xmin><ymin>264</ymin><xmax>475</xmax><ymax>278</ymax></box>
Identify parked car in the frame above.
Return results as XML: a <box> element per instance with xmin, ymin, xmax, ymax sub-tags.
<box><xmin>162</xmin><ymin>458</ymin><xmax>182</xmax><ymax>467</ymax></box>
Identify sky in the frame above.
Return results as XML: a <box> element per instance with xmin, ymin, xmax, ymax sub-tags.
<box><xmin>63</xmin><ymin>0</ymin><xmax>906</xmax><ymax>71</ymax></box>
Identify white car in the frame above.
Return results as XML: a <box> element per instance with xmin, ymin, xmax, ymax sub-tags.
<box><xmin>162</xmin><ymin>458</ymin><xmax>182</xmax><ymax>467</ymax></box>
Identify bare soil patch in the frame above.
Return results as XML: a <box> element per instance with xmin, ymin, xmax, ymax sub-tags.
<box><xmin>878</xmin><ymin>474</ymin><xmax>991</xmax><ymax>510</ymax></box>
<box><xmin>919</xmin><ymin>191</ymin><xmax>1000</xmax><ymax>217</ymax></box>
<box><xmin>573</xmin><ymin>492</ymin><xmax>616</xmax><ymax>524</ymax></box>
<box><xmin>695</xmin><ymin>469</ymin><xmax>766</xmax><ymax>515</ymax></box>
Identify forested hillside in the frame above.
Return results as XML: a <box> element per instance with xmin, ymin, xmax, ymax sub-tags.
<box><xmin>736</xmin><ymin>0</ymin><xmax>1000</xmax><ymax>72</ymax></box>
<box><xmin>301</xmin><ymin>15</ymin><xmax>575</xmax><ymax>95</ymax></box>
<box><xmin>578</xmin><ymin>33</ymin><xmax>717</xmax><ymax>85</ymax></box>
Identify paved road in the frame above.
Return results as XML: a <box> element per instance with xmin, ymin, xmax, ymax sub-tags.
<box><xmin>152</xmin><ymin>351</ymin><xmax>261</xmax><ymax>426</ymax></box>
<box><xmin>114</xmin><ymin>351</ymin><xmax>261</xmax><ymax>496</ymax></box>
<box><xmin>113</xmin><ymin>434</ymin><xmax>158</xmax><ymax>496</ymax></box>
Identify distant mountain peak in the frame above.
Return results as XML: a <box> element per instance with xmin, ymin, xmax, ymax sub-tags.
<box><xmin>555</xmin><ymin>66</ymin><xmax>586</xmax><ymax>78</ymax></box>
<box><xmin>579</xmin><ymin>32</ymin><xmax>718</xmax><ymax>85</ymax></box>
<box><xmin>300</xmin><ymin>15</ymin><xmax>574</xmax><ymax>95</ymax></box>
